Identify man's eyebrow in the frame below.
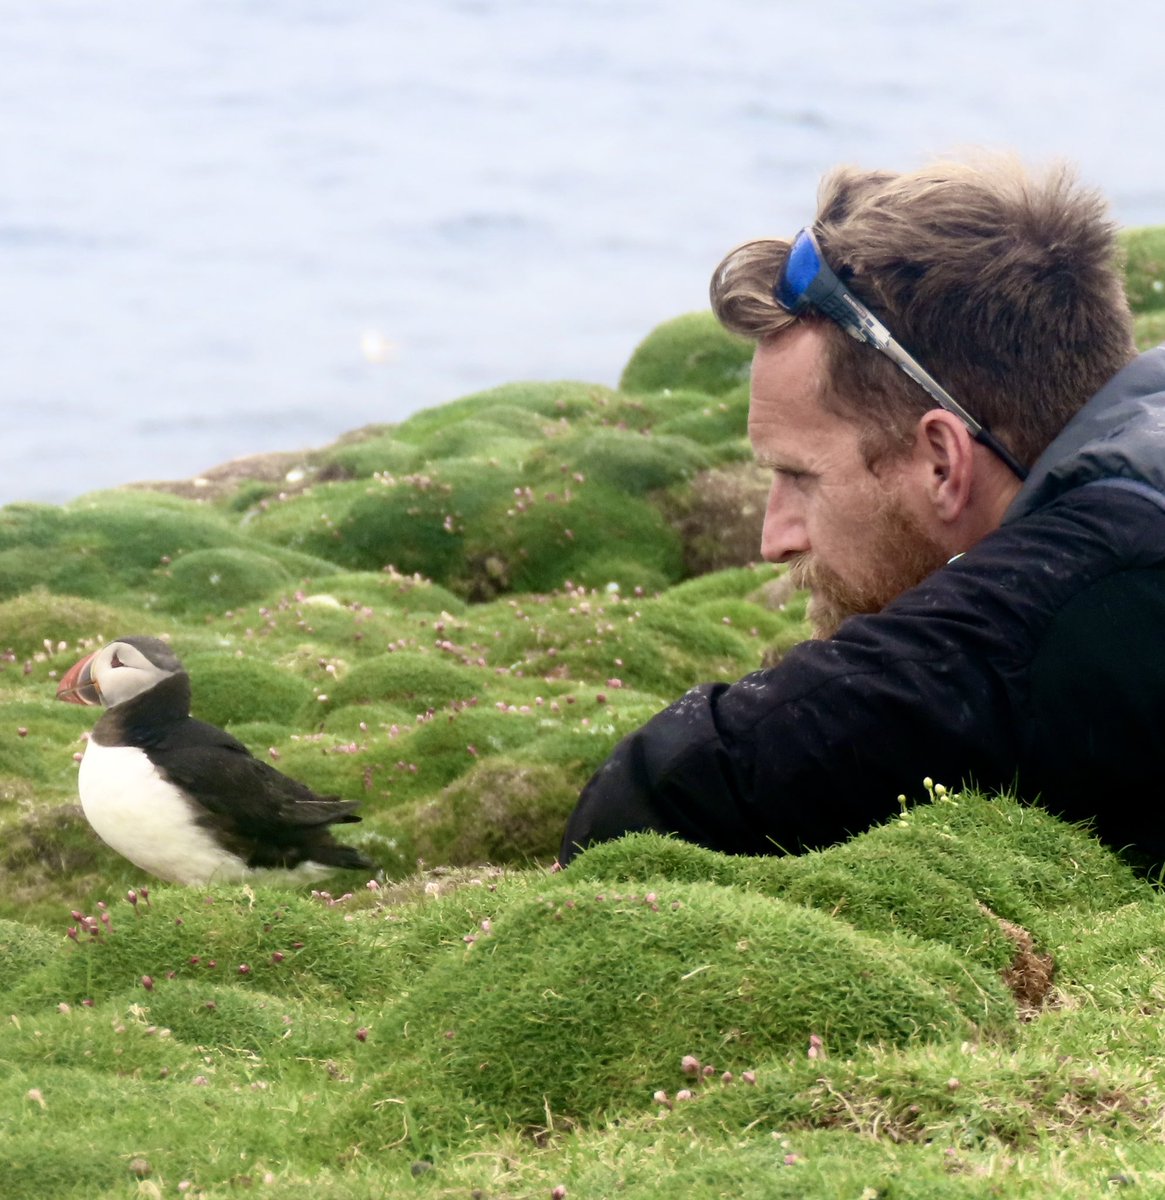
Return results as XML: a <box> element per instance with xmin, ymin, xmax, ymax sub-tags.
<box><xmin>753</xmin><ymin>450</ymin><xmax>809</xmax><ymax>474</ymax></box>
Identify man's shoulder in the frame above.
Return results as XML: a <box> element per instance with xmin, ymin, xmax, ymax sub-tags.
<box><xmin>957</xmin><ymin>479</ymin><xmax>1165</xmax><ymax>594</ymax></box>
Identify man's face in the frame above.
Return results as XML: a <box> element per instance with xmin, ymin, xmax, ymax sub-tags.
<box><xmin>748</xmin><ymin>325</ymin><xmax>947</xmax><ymax>638</ymax></box>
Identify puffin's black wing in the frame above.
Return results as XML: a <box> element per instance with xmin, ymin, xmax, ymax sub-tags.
<box><xmin>153</xmin><ymin>718</ymin><xmax>362</xmax><ymax>832</ymax></box>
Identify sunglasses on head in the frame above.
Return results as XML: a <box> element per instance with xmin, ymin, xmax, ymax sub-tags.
<box><xmin>774</xmin><ymin>227</ymin><xmax>1028</xmax><ymax>481</ymax></box>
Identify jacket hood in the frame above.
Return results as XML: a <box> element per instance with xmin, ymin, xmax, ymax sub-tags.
<box><xmin>1005</xmin><ymin>345</ymin><xmax>1165</xmax><ymax>524</ymax></box>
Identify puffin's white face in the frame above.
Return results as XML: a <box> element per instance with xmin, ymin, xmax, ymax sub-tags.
<box><xmin>57</xmin><ymin>638</ymin><xmax>182</xmax><ymax>709</ymax></box>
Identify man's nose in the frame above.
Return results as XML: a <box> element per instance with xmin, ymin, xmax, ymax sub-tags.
<box><xmin>759</xmin><ymin>477</ymin><xmax>810</xmax><ymax>563</ymax></box>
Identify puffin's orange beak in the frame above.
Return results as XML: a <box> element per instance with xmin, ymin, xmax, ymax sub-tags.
<box><xmin>57</xmin><ymin>652</ymin><xmax>102</xmax><ymax>706</ymax></box>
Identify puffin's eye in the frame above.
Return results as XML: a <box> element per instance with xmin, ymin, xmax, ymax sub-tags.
<box><xmin>110</xmin><ymin>651</ymin><xmax>124</xmax><ymax>668</ymax></box>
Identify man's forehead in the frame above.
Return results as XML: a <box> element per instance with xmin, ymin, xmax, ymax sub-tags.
<box><xmin>749</xmin><ymin>327</ymin><xmax>836</xmax><ymax>425</ymax></box>
<box><xmin>751</xmin><ymin>325</ymin><xmax>832</xmax><ymax>390</ymax></box>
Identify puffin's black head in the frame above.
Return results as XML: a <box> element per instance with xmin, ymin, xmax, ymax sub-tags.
<box><xmin>57</xmin><ymin>637</ymin><xmax>186</xmax><ymax>709</ymax></box>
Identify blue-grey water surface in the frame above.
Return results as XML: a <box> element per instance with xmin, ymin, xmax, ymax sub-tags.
<box><xmin>2</xmin><ymin>0</ymin><xmax>1162</xmax><ymax>505</ymax></box>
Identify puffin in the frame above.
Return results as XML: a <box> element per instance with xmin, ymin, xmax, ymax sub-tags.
<box><xmin>56</xmin><ymin>636</ymin><xmax>377</xmax><ymax>885</ymax></box>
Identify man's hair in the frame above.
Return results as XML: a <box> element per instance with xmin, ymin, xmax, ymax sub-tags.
<box><xmin>709</xmin><ymin>156</ymin><xmax>1137</xmax><ymax>468</ymax></box>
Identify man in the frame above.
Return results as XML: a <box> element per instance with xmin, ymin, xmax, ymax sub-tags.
<box><xmin>560</xmin><ymin>155</ymin><xmax>1165</xmax><ymax>869</ymax></box>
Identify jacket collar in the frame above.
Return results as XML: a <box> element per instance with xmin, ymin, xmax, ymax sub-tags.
<box><xmin>1004</xmin><ymin>346</ymin><xmax>1165</xmax><ymax>524</ymax></box>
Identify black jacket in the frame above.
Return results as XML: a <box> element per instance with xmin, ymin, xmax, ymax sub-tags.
<box><xmin>561</xmin><ymin>347</ymin><xmax>1165</xmax><ymax>867</ymax></box>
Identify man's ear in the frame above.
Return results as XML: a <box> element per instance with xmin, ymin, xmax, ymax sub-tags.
<box><xmin>914</xmin><ymin>410</ymin><xmax>976</xmax><ymax>523</ymax></box>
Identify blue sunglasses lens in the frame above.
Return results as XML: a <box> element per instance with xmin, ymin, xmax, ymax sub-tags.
<box><xmin>775</xmin><ymin>230</ymin><xmax>822</xmax><ymax>310</ymax></box>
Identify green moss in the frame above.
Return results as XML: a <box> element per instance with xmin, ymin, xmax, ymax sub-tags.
<box><xmin>385</xmin><ymin>880</ymin><xmax>1014</xmax><ymax>1126</ymax></box>
<box><xmin>414</xmin><ymin>419</ymin><xmax>536</xmax><ymax>464</ymax></box>
<box><xmin>667</xmin><ymin>564</ymin><xmax>782</xmax><ymax>604</ymax></box>
<box><xmin>235</xmin><ymin>481</ymin><xmax>366</xmax><ymax>561</ymax></box>
<box><xmin>1121</xmin><ymin>225</ymin><xmax>1165</xmax><ymax>313</ymax></box>
<box><xmin>322</xmin><ymin>460</ymin><xmax>534</xmax><ymax>583</ymax></box>
<box><xmin>221</xmin><ymin>720</ymin><xmax>299</xmax><ymax>752</ymax></box>
<box><xmin>394</xmin><ymin>381</ymin><xmax>616</xmax><ymax>443</ymax></box>
<box><xmin>653</xmin><ymin>385</ymin><xmax>750</xmax><ymax>446</ymax></box>
<box><xmin>181</xmin><ymin>652</ymin><xmax>317</xmax><ymax>728</ymax></box>
<box><xmin>1135</xmin><ymin>309</ymin><xmax>1165</xmax><ymax>351</ymax></box>
<box><xmin>620</xmin><ymin>311</ymin><xmax>754</xmax><ymax>397</ymax></box>
<box><xmin>325</xmin><ymin>650</ymin><xmax>486</xmax><ymax>714</ymax></box>
<box><xmin>0</xmin><ymin>803</ymin><xmax>136</xmax><ymax>925</ymax></box>
<box><xmin>0</xmin><ymin>729</ymin><xmax>52</xmax><ymax>782</ymax></box>
<box><xmin>472</xmin><ymin>587</ymin><xmax>769</xmax><ymax>697</ymax></box>
<box><xmin>317</xmin><ymin>431</ymin><xmax>425</xmax><ymax>479</ymax></box>
<box><xmin>63</xmin><ymin>491</ymin><xmax>261</xmax><ymax>573</ymax></box>
<box><xmin>565</xmin><ymin>556</ymin><xmax>675</xmax><ymax>595</ymax></box>
<box><xmin>224</xmin><ymin>478</ymin><xmax>282</xmax><ymax>512</ymax></box>
<box><xmin>571</xmin><ymin>790</ymin><xmax>1144</xmax><ymax>947</ymax></box>
<box><xmin>604</xmin><ymin>388</ymin><xmax>718</xmax><ymax>431</ymax></box>
<box><xmin>302</xmin><ymin>571</ymin><xmax>466</xmax><ymax>615</ymax></box>
<box><xmin>636</xmin><ymin>597</ymin><xmax>759</xmax><ymax>660</ymax></box>
<box><xmin>400</xmin><ymin>757</ymin><xmax>577</xmax><ymax>865</ymax></box>
<box><xmin>0</xmin><ymin>919</ymin><xmax>59</xmax><ymax>993</ymax></box>
<box><xmin>471</xmin><ymin>402</ymin><xmax>579</xmax><ymax>437</ymax></box>
<box><xmin>529</xmin><ymin>428</ymin><xmax>714</xmax><ymax>496</ymax></box>
<box><xmin>0</xmin><ymin>493</ymin><xmax>334</xmax><ymax>608</ymax></box>
<box><xmin>468</xmin><ymin>481</ymin><xmax>684</xmax><ymax>594</ymax></box>
<box><xmin>156</xmin><ymin>548</ymin><xmax>294</xmax><ymax>616</ymax></box>
<box><xmin>0</xmin><ymin>590</ymin><xmax>149</xmax><ymax>658</ymax></box>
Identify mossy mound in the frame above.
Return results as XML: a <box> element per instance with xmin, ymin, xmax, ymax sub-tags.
<box><xmin>466</xmin><ymin>479</ymin><xmax>685</xmax><ymax>594</ymax></box>
<box><xmin>412</xmin><ymin>418</ymin><xmax>537</xmax><ymax>464</ymax></box>
<box><xmin>5</xmin><ymin>790</ymin><xmax>1124</xmax><ymax>1160</ymax></box>
<box><xmin>0</xmin><ymin>492</ymin><xmax>333</xmax><ymax>608</ymax></box>
<box><xmin>222</xmin><ymin>367</ymin><xmax>764</xmax><ymax>597</ymax></box>
<box><xmin>155</xmin><ymin>548</ymin><xmax>295</xmax><ymax>616</ymax></box>
<box><xmin>620</xmin><ymin>311</ymin><xmax>753</xmax><ymax>396</ymax></box>
<box><xmin>529</xmin><ymin>427</ymin><xmax>715</xmax><ymax>495</ymax></box>
<box><xmin>0</xmin><ymin>804</ymin><xmax>136</xmax><ymax>917</ymax></box>
<box><xmin>300</xmin><ymin>570</ymin><xmax>466</xmax><ymax>616</ymax></box>
<box><xmin>660</xmin><ymin>462</ymin><xmax>771</xmax><ymax>577</ymax></box>
<box><xmin>0</xmin><ymin>590</ymin><xmax>146</xmax><ymax>660</ymax></box>
<box><xmin>181</xmin><ymin>652</ymin><xmax>317</xmax><ymax>728</ymax></box>
<box><xmin>393</xmin><ymin>380</ymin><xmax>617</xmax><ymax>443</ymax></box>
<box><xmin>469</xmin><ymin>584</ymin><xmax>776</xmax><ymax>697</ymax></box>
<box><xmin>0</xmin><ymin>918</ymin><xmax>59</xmax><ymax>992</ymax></box>
<box><xmin>326</xmin><ymin>464</ymin><xmax>506</xmax><ymax>581</ymax></box>
<box><xmin>398</xmin><ymin>757</ymin><xmax>578</xmax><ymax>865</ymax></box>
<box><xmin>315</xmin><ymin>428</ymin><xmax>425</xmax><ymax>478</ymax></box>
<box><xmin>654</xmin><ymin>385</ymin><xmax>751</xmax><ymax>445</ymax></box>
<box><xmin>227</xmin><ymin>479</ymin><xmax>367</xmax><ymax>559</ymax></box>
<box><xmin>323</xmin><ymin>649</ymin><xmax>486</xmax><ymax>714</ymax></box>
<box><xmin>570</xmin><ymin>790</ymin><xmax>1141</xmax><ymax>992</ymax></box>
<box><xmin>384</xmin><ymin>878</ymin><xmax>1014</xmax><ymax>1127</ymax></box>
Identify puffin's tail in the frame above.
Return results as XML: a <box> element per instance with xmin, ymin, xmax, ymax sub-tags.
<box><xmin>312</xmin><ymin>840</ymin><xmax>379</xmax><ymax>873</ymax></box>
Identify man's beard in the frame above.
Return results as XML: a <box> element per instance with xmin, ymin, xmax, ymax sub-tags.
<box><xmin>788</xmin><ymin>500</ymin><xmax>948</xmax><ymax>640</ymax></box>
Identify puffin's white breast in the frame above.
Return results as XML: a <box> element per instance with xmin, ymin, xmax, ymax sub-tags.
<box><xmin>78</xmin><ymin>741</ymin><xmax>248</xmax><ymax>885</ymax></box>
